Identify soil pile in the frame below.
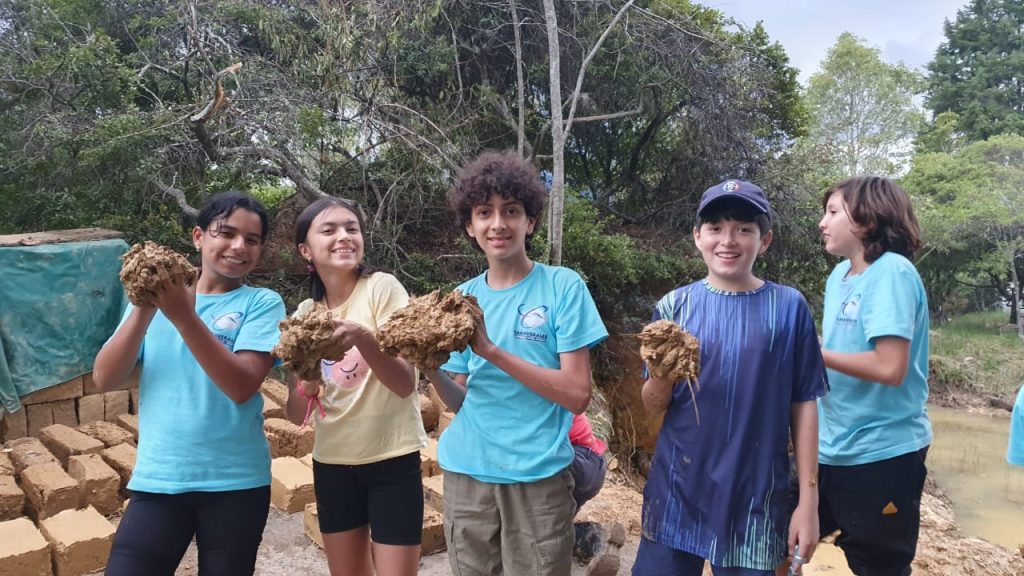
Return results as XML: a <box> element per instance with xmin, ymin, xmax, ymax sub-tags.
<box><xmin>273</xmin><ymin>306</ymin><xmax>345</xmax><ymax>380</ymax></box>
<box><xmin>378</xmin><ymin>290</ymin><xmax>483</xmax><ymax>371</ymax></box>
<box><xmin>119</xmin><ymin>241</ymin><xmax>197</xmax><ymax>306</ymax></box>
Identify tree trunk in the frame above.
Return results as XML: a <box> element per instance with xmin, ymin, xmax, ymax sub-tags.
<box><xmin>510</xmin><ymin>0</ymin><xmax>526</xmax><ymax>157</ymax></box>
<box><xmin>1011</xmin><ymin>253</ymin><xmax>1024</xmax><ymax>343</ymax></box>
<box><xmin>542</xmin><ymin>0</ymin><xmax>565</xmax><ymax>266</ymax></box>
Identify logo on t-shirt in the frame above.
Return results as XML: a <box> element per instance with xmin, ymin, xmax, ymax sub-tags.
<box><xmin>211</xmin><ymin>311</ymin><xmax>244</xmax><ymax>347</ymax></box>
<box><xmin>838</xmin><ymin>294</ymin><xmax>860</xmax><ymax>324</ymax></box>
<box><xmin>514</xmin><ymin>304</ymin><xmax>549</xmax><ymax>342</ymax></box>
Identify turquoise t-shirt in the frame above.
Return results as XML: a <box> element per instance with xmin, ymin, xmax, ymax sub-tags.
<box><xmin>818</xmin><ymin>252</ymin><xmax>932</xmax><ymax>466</ymax></box>
<box><xmin>1008</xmin><ymin>385</ymin><xmax>1024</xmax><ymax>467</ymax></box>
<box><xmin>438</xmin><ymin>263</ymin><xmax>608</xmax><ymax>483</ymax></box>
<box><xmin>124</xmin><ymin>285</ymin><xmax>285</xmax><ymax>493</ymax></box>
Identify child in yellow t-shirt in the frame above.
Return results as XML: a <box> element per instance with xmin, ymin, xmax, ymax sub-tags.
<box><xmin>285</xmin><ymin>197</ymin><xmax>426</xmax><ymax>576</ymax></box>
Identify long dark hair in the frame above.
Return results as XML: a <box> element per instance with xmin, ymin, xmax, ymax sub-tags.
<box><xmin>293</xmin><ymin>197</ymin><xmax>374</xmax><ymax>302</ymax></box>
<box><xmin>823</xmin><ymin>176</ymin><xmax>922</xmax><ymax>262</ymax></box>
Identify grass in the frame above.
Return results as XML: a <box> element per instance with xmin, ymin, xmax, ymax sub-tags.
<box><xmin>930</xmin><ymin>311</ymin><xmax>1024</xmax><ymax>400</ymax></box>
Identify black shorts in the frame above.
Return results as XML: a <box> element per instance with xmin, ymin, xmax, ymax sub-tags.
<box><xmin>312</xmin><ymin>451</ymin><xmax>423</xmax><ymax>545</ymax></box>
<box><xmin>818</xmin><ymin>447</ymin><xmax>929</xmax><ymax>576</ymax></box>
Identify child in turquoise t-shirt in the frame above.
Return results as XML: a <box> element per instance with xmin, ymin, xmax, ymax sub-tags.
<box><xmin>1009</xmin><ymin>385</ymin><xmax>1024</xmax><ymax>467</ymax></box>
<box><xmin>425</xmin><ymin>151</ymin><xmax>608</xmax><ymax>576</ymax></box>
<box><xmin>94</xmin><ymin>192</ymin><xmax>285</xmax><ymax>575</ymax></box>
<box><xmin>817</xmin><ymin>176</ymin><xmax>932</xmax><ymax>575</ymax></box>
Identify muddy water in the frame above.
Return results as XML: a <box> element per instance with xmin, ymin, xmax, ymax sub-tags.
<box><xmin>927</xmin><ymin>404</ymin><xmax>1024</xmax><ymax>549</ymax></box>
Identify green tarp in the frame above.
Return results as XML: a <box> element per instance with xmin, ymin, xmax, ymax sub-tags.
<box><xmin>0</xmin><ymin>239</ymin><xmax>129</xmax><ymax>412</ymax></box>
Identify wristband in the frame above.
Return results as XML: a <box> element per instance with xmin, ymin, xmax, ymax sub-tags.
<box><xmin>297</xmin><ymin>385</ymin><xmax>324</xmax><ymax>427</ymax></box>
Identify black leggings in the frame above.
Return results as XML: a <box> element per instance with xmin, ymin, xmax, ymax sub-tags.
<box><xmin>105</xmin><ymin>485</ymin><xmax>270</xmax><ymax>576</ymax></box>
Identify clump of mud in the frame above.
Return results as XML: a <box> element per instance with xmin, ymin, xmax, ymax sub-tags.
<box><xmin>273</xmin><ymin>306</ymin><xmax>346</xmax><ymax>381</ymax></box>
<box><xmin>638</xmin><ymin>320</ymin><xmax>700</xmax><ymax>382</ymax></box>
<box><xmin>378</xmin><ymin>290</ymin><xmax>483</xmax><ymax>371</ymax></box>
<box><xmin>119</xmin><ymin>241</ymin><xmax>197</xmax><ymax>306</ymax></box>
<box><xmin>637</xmin><ymin>319</ymin><xmax>701</xmax><ymax>422</ymax></box>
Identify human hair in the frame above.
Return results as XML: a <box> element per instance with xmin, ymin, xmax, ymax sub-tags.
<box><xmin>449</xmin><ymin>150</ymin><xmax>547</xmax><ymax>252</ymax></box>
<box><xmin>695</xmin><ymin>199</ymin><xmax>772</xmax><ymax>235</ymax></box>
<box><xmin>293</xmin><ymin>196</ymin><xmax>375</xmax><ymax>302</ymax></box>
<box><xmin>823</xmin><ymin>176</ymin><xmax>922</xmax><ymax>262</ymax></box>
<box><xmin>196</xmin><ymin>191</ymin><xmax>270</xmax><ymax>241</ymax></box>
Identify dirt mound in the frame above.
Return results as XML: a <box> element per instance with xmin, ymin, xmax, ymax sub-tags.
<box><xmin>273</xmin><ymin>306</ymin><xmax>345</xmax><ymax>380</ymax></box>
<box><xmin>378</xmin><ymin>290</ymin><xmax>482</xmax><ymax>371</ymax></box>
<box><xmin>119</xmin><ymin>241</ymin><xmax>197</xmax><ymax>306</ymax></box>
<box><xmin>913</xmin><ymin>490</ymin><xmax>1024</xmax><ymax>575</ymax></box>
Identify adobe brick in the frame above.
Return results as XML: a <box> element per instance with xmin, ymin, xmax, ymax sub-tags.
<box><xmin>0</xmin><ymin>451</ymin><xmax>14</xmax><ymax>475</ymax></box>
<box><xmin>67</xmin><ymin>454</ymin><xmax>121</xmax><ymax>516</ymax></box>
<box><xmin>38</xmin><ymin>425</ymin><xmax>103</xmax><ymax>468</ymax></box>
<box><xmin>420</xmin><ymin>438</ymin><xmax>440</xmax><ymax>477</ymax></box>
<box><xmin>26</xmin><ymin>404</ymin><xmax>53</xmax><ymax>439</ymax></box>
<box><xmin>422</xmin><ymin>506</ymin><xmax>446</xmax><ymax>555</ymax></box>
<box><xmin>39</xmin><ymin>506</ymin><xmax>116</xmax><ymax>576</ymax></box>
<box><xmin>303</xmin><ymin>503</ymin><xmax>322</xmax><ymax>548</ymax></box>
<box><xmin>114</xmin><ymin>414</ymin><xmax>138</xmax><ymax>442</ymax></box>
<box><xmin>437</xmin><ymin>411</ymin><xmax>455</xmax><ymax>436</ymax></box>
<box><xmin>423</xmin><ymin>474</ymin><xmax>444</xmax><ymax>513</ymax></box>
<box><xmin>100</xmin><ymin>443</ymin><xmax>136</xmax><ymax>492</ymax></box>
<box><xmin>50</xmin><ymin>400</ymin><xmax>77</xmax><ymax>429</ymax></box>
<box><xmin>102</xmin><ymin>391</ymin><xmax>129</xmax><ymax>423</ymax></box>
<box><xmin>0</xmin><ymin>517</ymin><xmax>52</xmax><ymax>576</ymax></box>
<box><xmin>261</xmin><ymin>393</ymin><xmax>284</xmax><ymax>420</ymax></box>
<box><xmin>261</xmin><ymin>378</ymin><xmax>289</xmax><ymax>408</ymax></box>
<box><xmin>76</xmin><ymin>421</ymin><xmax>133</xmax><ymax>448</ymax></box>
<box><xmin>1</xmin><ymin>407</ymin><xmax>28</xmax><ymax>442</ymax></box>
<box><xmin>75</xmin><ymin>395</ymin><xmax>104</xmax><ymax>426</ymax></box>
<box><xmin>21</xmin><ymin>377</ymin><xmax>83</xmax><ymax>406</ymax></box>
<box><xmin>21</xmin><ymin>462</ymin><xmax>80</xmax><ymax>520</ymax></box>
<box><xmin>0</xmin><ymin>475</ymin><xmax>25</xmax><ymax>521</ymax></box>
<box><xmin>6</xmin><ymin>438</ymin><xmax>59</xmax><ymax>473</ymax></box>
<box><xmin>264</xmin><ymin>418</ymin><xmax>314</xmax><ymax>458</ymax></box>
<box><xmin>270</xmin><ymin>456</ymin><xmax>314</xmax><ymax>514</ymax></box>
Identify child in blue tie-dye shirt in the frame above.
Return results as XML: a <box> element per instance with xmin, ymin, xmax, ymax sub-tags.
<box><xmin>634</xmin><ymin>180</ymin><xmax>828</xmax><ymax>576</ymax></box>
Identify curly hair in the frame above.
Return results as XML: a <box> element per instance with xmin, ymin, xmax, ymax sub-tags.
<box><xmin>823</xmin><ymin>176</ymin><xmax>922</xmax><ymax>262</ymax></box>
<box><xmin>449</xmin><ymin>151</ymin><xmax>548</xmax><ymax>251</ymax></box>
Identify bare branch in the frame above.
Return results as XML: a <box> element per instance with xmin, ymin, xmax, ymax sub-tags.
<box><xmin>150</xmin><ymin>178</ymin><xmax>199</xmax><ymax>218</ymax></box>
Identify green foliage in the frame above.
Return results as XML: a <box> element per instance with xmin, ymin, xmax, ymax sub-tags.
<box><xmin>926</xmin><ymin>0</ymin><xmax>1024</xmax><ymax>141</ymax></box>
<box><xmin>930</xmin><ymin>312</ymin><xmax>1024</xmax><ymax>398</ymax></box>
<box><xmin>904</xmin><ymin>134</ymin><xmax>1024</xmax><ymax>318</ymax></box>
<box><xmin>805</xmin><ymin>32</ymin><xmax>925</xmax><ymax>176</ymax></box>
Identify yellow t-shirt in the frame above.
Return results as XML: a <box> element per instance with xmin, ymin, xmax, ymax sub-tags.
<box><xmin>295</xmin><ymin>272</ymin><xmax>426</xmax><ymax>465</ymax></box>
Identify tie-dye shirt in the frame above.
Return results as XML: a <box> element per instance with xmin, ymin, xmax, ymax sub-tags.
<box><xmin>641</xmin><ymin>280</ymin><xmax>827</xmax><ymax>570</ymax></box>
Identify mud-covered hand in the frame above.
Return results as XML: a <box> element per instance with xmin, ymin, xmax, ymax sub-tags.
<box><xmin>787</xmin><ymin>501</ymin><xmax>818</xmax><ymax>573</ymax></box>
<box><xmin>467</xmin><ymin>312</ymin><xmax>496</xmax><ymax>359</ymax></box>
<box><xmin>330</xmin><ymin>319</ymin><xmax>373</xmax><ymax>355</ymax></box>
<box><xmin>151</xmin><ymin>277</ymin><xmax>197</xmax><ymax>326</ymax></box>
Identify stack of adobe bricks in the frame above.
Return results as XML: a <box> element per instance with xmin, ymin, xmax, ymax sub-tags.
<box><xmin>1</xmin><ymin>369</ymin><xmax>139</xmax><ymax>444</ymax></box>
<box><xmin>0</xmin><ymin>422</ymin><xmax>136</xmax><ymax>575</ymax></box>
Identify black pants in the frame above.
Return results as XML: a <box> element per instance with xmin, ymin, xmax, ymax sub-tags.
<box><xmin>819</xmin><ymin>447</ymin><xmax>929</xmax><ymax>576</ymax></box>
<box><xmin>105</xmin><ymin>485</ymin><xmax>270</xmax><ymax>576</ymax></box>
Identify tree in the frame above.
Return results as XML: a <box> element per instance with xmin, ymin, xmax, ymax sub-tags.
<box><xmin>904</xmin><ymin>134</ymin><xmax>1024</xmax><ymax>331</ymax></box>
<box><xmin>805</xmin><ymin>32</ymin><xmax>925</xmax><ymax>177</ymax></box>
<box><xmin>926</xmin><ymin>0</ymin><xmax>1024</xmax><ymax>141</ymax></box>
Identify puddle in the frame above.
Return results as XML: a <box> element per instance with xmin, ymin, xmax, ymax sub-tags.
<box><xmin>928</xmin><ymin>404</ymin><xmax>1024</xmax><ymax>549</ymax></box>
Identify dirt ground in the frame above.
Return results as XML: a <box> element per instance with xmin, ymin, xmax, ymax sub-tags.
<box><xmin>96</xmin><ymin>467</ymin><xmax>1016</xmax><ymax>576</ymax></box>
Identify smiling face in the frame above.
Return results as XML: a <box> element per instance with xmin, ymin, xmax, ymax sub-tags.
<box><xmin>298</xmin><ymin>205</ymin><xmax>365</xmax><ymax>276</ymax></box>
<box><xmin>693</xmin><ymin>218</ymin><xmax>772</xmax><ymax>292</ymax></box>
<box><xmin>819</xmin><ymin>189</ymin><xmax>864</xmax><ymax>260</ymax></box>
<box><xmin>192</xmin><ymin>207</ymin><xmax>264</xmax><ymax>288</ymax></box>
<box><xmin>465</xmin><ymin>194</ymin><xmax>536</xmax><ymax>265</ymax></box>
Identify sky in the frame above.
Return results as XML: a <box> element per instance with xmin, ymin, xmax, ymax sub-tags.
<box><xmin>709</xmin><ymin>0</ymin><xmax>969</xmax><ymax>84</ymax></box>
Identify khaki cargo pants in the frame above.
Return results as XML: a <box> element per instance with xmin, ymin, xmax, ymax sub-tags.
<box><xmin>443</xmin><ymin>468</ymin><xmax>575</xmax><ymax>576</ymax></box>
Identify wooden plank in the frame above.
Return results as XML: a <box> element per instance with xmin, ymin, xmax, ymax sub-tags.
<box><xmin>0</xmin><ymin>228</ymin><xmax>123</xmax><ymax>247</ymax></box>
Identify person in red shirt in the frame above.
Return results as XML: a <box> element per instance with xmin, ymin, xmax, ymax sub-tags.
<box><xmin>570</xmin><ymin>412</ymin><xmax>608</xmax><ymax>511</ymax></box>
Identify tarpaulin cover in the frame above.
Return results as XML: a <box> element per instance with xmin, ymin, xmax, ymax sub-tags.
<box><xmin>0</xmin><ymin>239</ymin><xmax>129</xmax><ymax>412</ymax></box>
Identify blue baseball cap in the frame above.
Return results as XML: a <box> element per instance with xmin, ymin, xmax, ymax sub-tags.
<box><xmin>697</xmin><ymin>179</ymin><xmax>770</xmax><ymax>217</ymax></box>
